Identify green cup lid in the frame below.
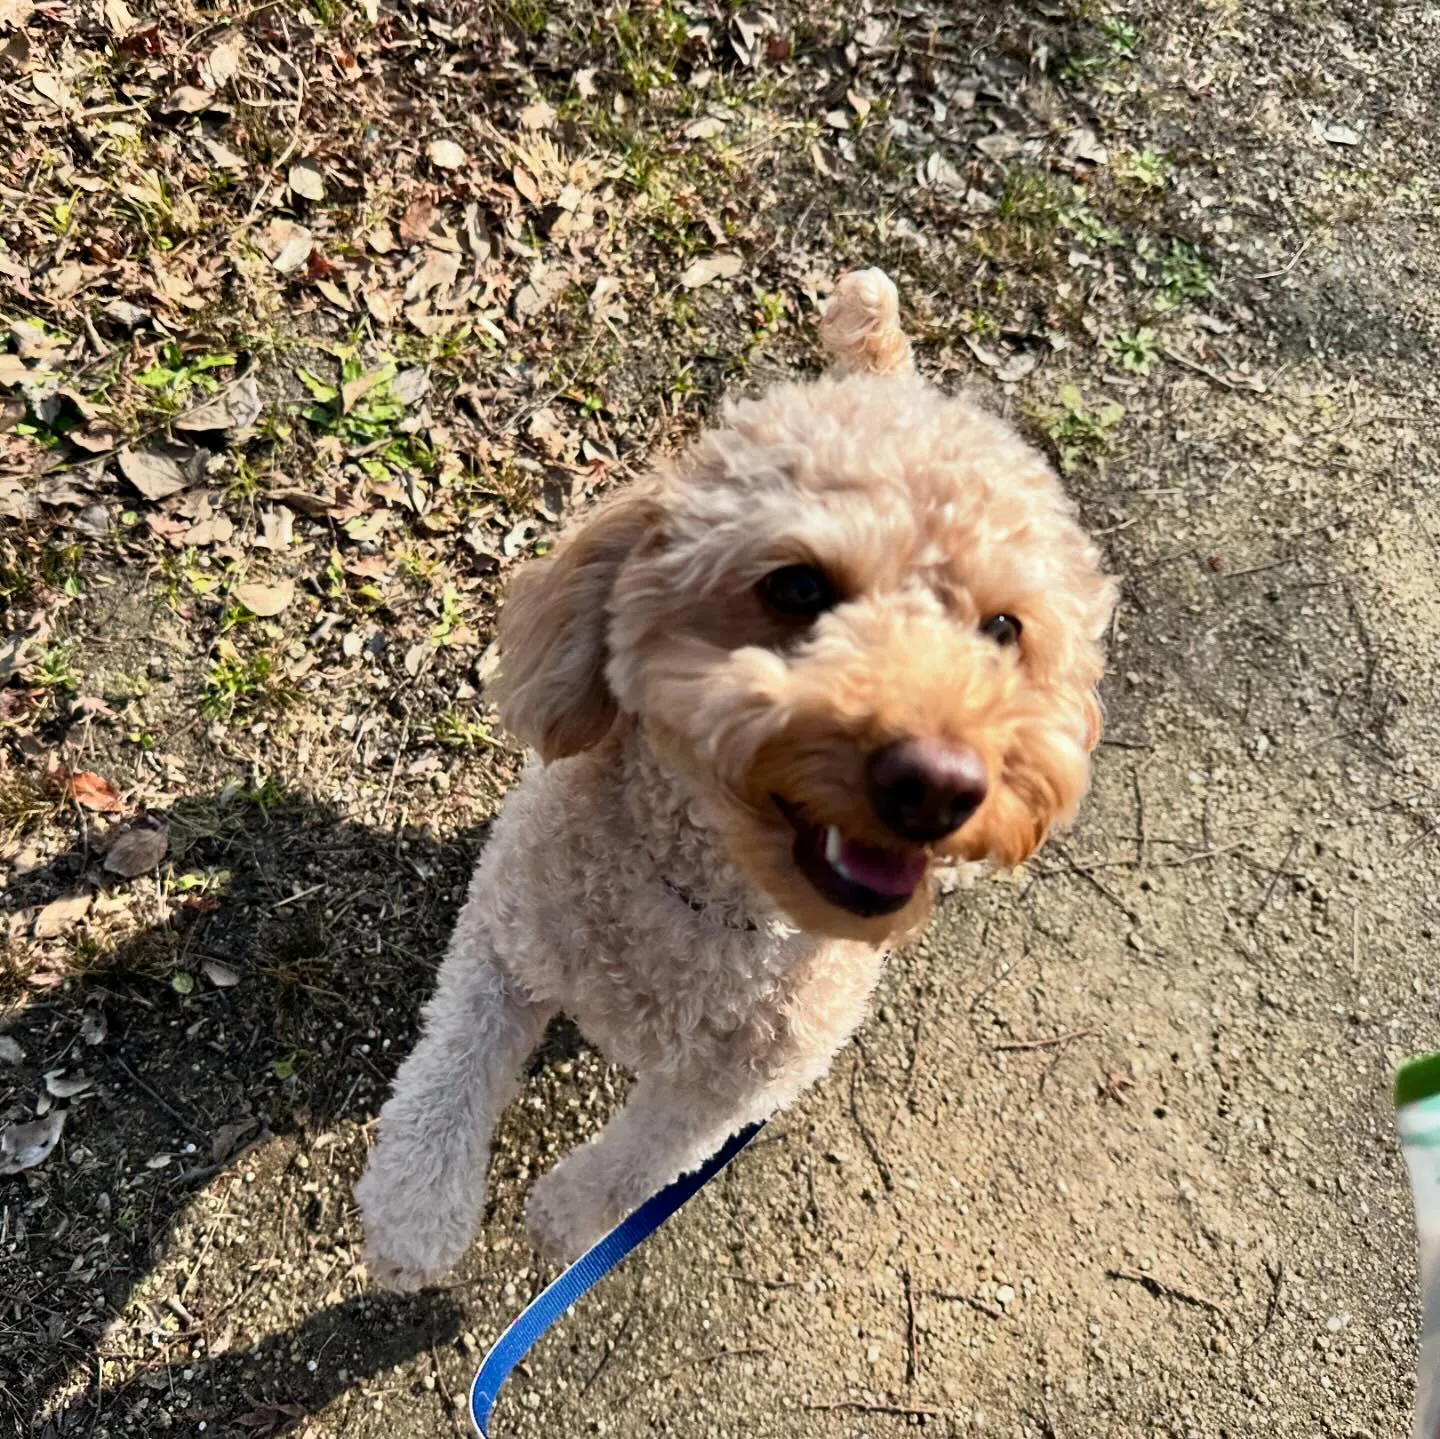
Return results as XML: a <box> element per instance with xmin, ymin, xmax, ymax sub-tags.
<box><xmin>1395</xmin><ymin>1052</ymin><xmax>1440</xmax><ymax>1110</ymax></box>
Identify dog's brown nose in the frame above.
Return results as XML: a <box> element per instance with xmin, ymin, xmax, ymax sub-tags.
<box><xmin>867</xmin><ymin>738</ymin><xmax>988</xmax><ymax>845</ymax></box>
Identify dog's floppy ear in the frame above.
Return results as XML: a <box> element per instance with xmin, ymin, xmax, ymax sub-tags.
<box><xmin>493</xmin><ymin>486</ymin><xmax>660</xmax><ymax>762</ymax></box>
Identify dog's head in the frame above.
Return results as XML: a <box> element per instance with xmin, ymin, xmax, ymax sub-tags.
<box><xmin>494</xmin><ymin>271</ymin><xmax>1118</xmax><ymax>942</ymax></box>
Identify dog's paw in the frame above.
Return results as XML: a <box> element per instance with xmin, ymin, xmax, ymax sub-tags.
<box><xmin>355</xmin><ymin>1162</ymin><xmax>466</xmax><ymax>1291</ymax></box>
<box><xmin>525</xmin><ymin>1161</ymin><xmax>607</xmax><ymax>1264</ymax></box>
<box><xmin>362</xmin><ymin>1241</ymin><xmax>444</xmax><ymax>1294</ymax></box>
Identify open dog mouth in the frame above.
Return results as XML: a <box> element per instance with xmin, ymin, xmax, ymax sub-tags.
<box><xmin>774</xmin><ymin>797</ymin><xmax>927</xmax><ymax>918</ymax></box>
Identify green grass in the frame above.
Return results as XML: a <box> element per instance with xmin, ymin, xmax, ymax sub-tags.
<box><xmin>201</xmin><ymin>642</ymin><xmax>298</xmax><ymax>723</ymax></box>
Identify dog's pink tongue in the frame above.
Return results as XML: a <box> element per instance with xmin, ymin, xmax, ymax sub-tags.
<box><xmin>837</xmin><ymin>836</ymin><xmax>927</xmax><ymax>897</ymax></box>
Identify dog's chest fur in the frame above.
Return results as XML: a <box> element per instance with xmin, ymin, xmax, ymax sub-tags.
<box><xmin>460</xmin><ymin>726</ymin><xmax>883</xmax><ymax>1092</ymax></box>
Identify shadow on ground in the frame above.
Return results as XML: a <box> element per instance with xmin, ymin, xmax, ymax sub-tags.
<box><xmin>1</xmin><ymin>790</ymin><xmax>592</xmax><ymax>1437</ymax></box>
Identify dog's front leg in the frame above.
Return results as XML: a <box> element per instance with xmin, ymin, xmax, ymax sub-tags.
<box><xmin>356</xmin><ymin>937</ymin><xmax>552</xmax><ymax>1291</ymax></box>
<box><xmin>525</xmin><ymin>1072</ymin><xmax>786</xmax><ymax>1263</ymax></box>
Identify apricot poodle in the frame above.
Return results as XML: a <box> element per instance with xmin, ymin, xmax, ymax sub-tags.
<box><xmin>355</xmin><ymin>269</ymin><xmax>1118</xmax><ymax>1289</ymax></box>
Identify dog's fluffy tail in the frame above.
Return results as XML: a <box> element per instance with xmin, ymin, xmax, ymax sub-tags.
<box><xmin>820</xmin><ymin>268</ymin><xmax>913</xmax><ymax>376</ymax></box>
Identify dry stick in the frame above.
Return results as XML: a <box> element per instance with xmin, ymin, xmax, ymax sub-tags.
<box><xmin>1131</xmin><ymin>768</ymin><xmax>1147</xmax><ymax>869</ymax></box>
<box><xmin>1246</xmin><ymin>235</ymin><xmax>1314</xmax><ymax>282</ymax></box>
<box><xmin>990</xmin><ymin>1027</ymin><xmax>1098</xmax><ymax>1054</ymax></box>
<box><xmin>581</xmin><ymin>1305</ymin><xmax>640</xmax><ymax>1396</ymax></box>
<box><xmin>1248</xmin><ymin>833</ymin><xmax>1299</xmax><ymax>925</ymax></box>
<box><xmin>902</xmin><ymin>1266</ymin><xmax>919</xmax><ymax>1387</ymax></box>
<box><xmin>1106</xmin><ymin>1267</ymin><xmax>1223</xmax><ymax>1315</ymax></box>
<box><xmin>804</xmin><ymin>1400</ymin><xmax>945</xmax><ymax>1418</ymax></box>
<box><xmin>1161</xmin><ymin>346</ymin><xmax>1255</xmax><ymax>393</ymax></box>
<box><xmin>1047</xmin><ymin>842</ymin><xmax>1138</xmax><ymax>923</ymax></box>
<box><xmin>113</xmin><ymin>1056</ymin><xmax>208</xmax><ymax>1142</ymax></box>
<box><xmin>848</xmin><ymin>1055</ymin><xmax>893</xmax><ymax>1193</ymax></box>
<box><xmin>615</xmin><ymin>1346</ymin><xmax>766</xmax><ymax>1406</ymax></box>
<box><xmin>929</xmin><ymin>1290</ymin><xmax>1004</xmax><ymax>1321</ymax></box>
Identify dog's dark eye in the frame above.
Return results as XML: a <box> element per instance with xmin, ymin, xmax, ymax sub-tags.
<box><xmin>758</xmin><ymin>564</ymin><xmax>838</xmax><ymax>620</ymax></box>
<box><xmin>981</xmin><ymin>613</ymin><xmax>1023</xmax><ymax>646</ymax></box>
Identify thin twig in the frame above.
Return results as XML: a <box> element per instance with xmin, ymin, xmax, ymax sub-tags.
<box><xmin>1162</xmin><ymin>346</ymin><xmax>1263</xmax><ymax>393</ymax></box>
<box><xmin>929</xmin><ymin>1290</ymin><xmax>1004</xmax><ymax>1320</ymax></box>
<box><xmin>1248</xmin><ymin>834</ymin><xmax>1299</xmax><ymax>925</ymax></box>
<box><xmin>848</xmin><ymin>1054</ymin><xmax>893</xmax><ymax>1193</ymax></box>
<box><xmin>581</xmin><ymin>1305</ymin><xmax>638</xmax><ymax>1395</ymax></box>
<box><xmin>902</xmin><ymin>1266</ymin><xmax>919</xmax><ymax>1386</ymax></box>
<box><xmin>1131</xmin><ymin>768</ymin><xmax>1147</xmax><ymax>869</ymax></box>
<box><xmin>113</xmin><ymin>1056</ymin><xmax>208</xmax><ymax>1141</ymax></box>
<box><xmin>804</xmin><ymin>1400</ymin><xmax>945</xmax><ymax>1417</ymax></box>
<box><xmin>615</xmin><ymin>1346</ymin><xmax>765</xmax><ymax>1406</ymax></box>
<box><xmin>1048</xmin><ymin>842</ymin><xmax>1139</xmax><ymax>922</ymax></box>
<box><xmin>990</xmin><ymin>1027</ymin><xmax>1098</xmax><ymax>1053</ymax></box>
<box><xmin>1107</xmin><ymin>1267</ymin><xmax>1223</xmax><ymax>1314</ymax></box>
<box><xmin>1245</xmin><ymin>235</ymin><xmax>1313</xmax><ymax>281</ymax></box>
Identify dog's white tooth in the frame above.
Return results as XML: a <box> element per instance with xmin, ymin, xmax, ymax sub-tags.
<box><xmin>824</xmin><ymin>825</ymin><xmax>857</xmax><ymax>882</ymax></box>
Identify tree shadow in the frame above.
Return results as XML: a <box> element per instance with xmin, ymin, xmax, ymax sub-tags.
<box><xmin>1</xmin><ymin>785</ymin><xmax>594</xmax><ymax>1437</ymax></box>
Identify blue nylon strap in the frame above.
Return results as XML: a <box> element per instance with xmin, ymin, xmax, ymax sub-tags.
<box><xmin>469</xmin><ymin>1119</ymin><xmax>766</xmax><ymax>1436</ymax></box>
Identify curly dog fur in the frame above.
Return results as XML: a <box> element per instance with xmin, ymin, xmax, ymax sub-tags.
<box><xmin>356</xmin><ymin>269</ymin><xmax>1118</xmax><ymax>1288</ymax></box>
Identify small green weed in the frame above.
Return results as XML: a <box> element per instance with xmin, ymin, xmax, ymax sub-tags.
<box><xmin>501</xmin><ymin>0</ymin><xmax>547</xmax><ymax>38</ymax></box>
<box><xmin>1101</xmin><ymin>19</ymin><xmax>1140</xmax><ymax>57</ymax></box>
<box><xmin>35</xmin><ymin>639</ymin><xmax>81</xmax><ymax>689</ymax></box>
<box><xmin>1156</xmin><ymin>241</ymin><xmax>1215</xmax><ymax>311</ymax></box>
<box><xmin>432</xmin><ymin>709</ymin><xmax>495</xmax><ymax>749</ymax></box>
<box><xmin>1117</xmin><ymin>148</ymin><xmax>1169</xmax><ymax>190</ymax></box>
<box><xmin>1043</xmin><ymin>384</ymin><xmax>1125</xmax><ymax>473</ymax></box>
<box><xmin>0</xmin><ymin>770</ymin><xmax>53</xmax><ymax>847</ymax></box>
<box><xmin>429</xmin><ymin>582</ymin><xmax>465</xmax><ymax>644</ymax></box>
<box><xmin>136</xmin><ymin>343</ymin><xmax>237</xmax><ymax>410</ymax></box>
<box><xmin>1106</xmin><ymin>326</ymin><xmax>1159</xmax><ymax>376</ymax></box>
<box><xmin>201</xmin><ymin>641</ymin><xmax>297</xmax><ymax>723</ymax></box>
<box><xmin>1063</xmin><ymin>203</ymin><xmax>1123</xmax><ymax>249</ymax></box>
<box><xmin>298</xmin><ymin>356</ymin><xmax>436</xmax><ymax>478</ymax></box>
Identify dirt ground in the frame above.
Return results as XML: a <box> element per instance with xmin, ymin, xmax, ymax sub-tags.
<box><xmin>3</xmin><ymin>1</ymin><xmax>1439</xmax><ymax>1436</ymax></box>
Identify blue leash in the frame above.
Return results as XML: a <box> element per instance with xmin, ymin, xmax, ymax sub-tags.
<box><xmin>469</xmin><ymin>1119</ymin><xmax>766</xmax><ymax>1435</ymax></box>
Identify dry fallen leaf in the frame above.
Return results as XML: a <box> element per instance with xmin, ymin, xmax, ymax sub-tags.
<box><xmin>683</xmin><ymin>116</ymin><xmax>726</xmax><ymax>140</ymax></box>
<box><xmin>340</xmin><ymin>368</ymin><xmax>386</xmax><ymax>413</ymax></box>
<box><xmin>512</xmin><ymin>166</ymin><xmax>541</xmax><ymax>205</ymax></box>
<box><xmin>175</xmin><ymin>375</ymin><xmax>263</xmax><ymax>433</ymax></box>
<box><xmin>117</xmin><ymin>446</ymin><xmax>193</xmax><ymax>500</ymax></box>
<box><xmin>265</xmin><ymin>219</ymin><xmax>314</xmax><ymax>275</ymax></box>
<box><xmin>163</xmin><ymin>85</ymin><xmax>215</xmax><ymax>114</ymax></box>
<box><xmin>69</xmin><ymin>771</ymin><xmax>123</xmax><ymax>812</ymax></box>
<box><xmin>679</xmin><ymin>252</ymin><xmax>745</xmax><ymax>289</ymax></box>
<box><xmin>0</xmin><ymin>1111</ymin><xmax>65</xmax><ymax>1176</ymax></box>
<box><xmin>518</xmin><ymin>99</ymin><xmax>556</xmax><ymax>130</ymax></box>
<box><xmin>212</xmin><ymin>1116</ymin><xmax>259</xmax><ymax>1163</ymax></box>
<box><xmin>428</xmin><ymin>138</ymin><xmax>466</xmax><ymax>170</ymax></box>
<box><xmin>398</xmin><ymin>195</ymin><xmax>436</xmax><ymax>247</ymax></box>
<box><xmin>0</xmin><ymin>1036</ymin><xmax>23</xmax><ymax>1064</ymax></box>
<box><xmin>235</xmin><ymin>579</ymin><xmax>294</xmax><ymax>617</ymax></box>
<box><xmin>32</xmin><ymin>72</ymin><xmax>73</xmax><ymax>110</ymax></box>
<box><xmin>104</xmin><ymin>825</ymin><xmax>169</xmax><ymax>879</ymax></box>
<box><xmin>203</xmin><ymin>958</ymin><xmax>241</xmax><ymax>988</ymax></box>
<box><xmin>288</xmin><ymin>159</ymin><xmax>326</xmax><ymax>202</ymax></box>
<box><xmin>207</xmin><ymin>32</ymin><xmax>244</xmax><ymax>85</ymax></box>
<box><xmin>43</xmin><ymin>1069</ymin><xmax>92</xmax><ymax>1099</ymax></box>
<box><xmin>34</xmin><ymin>893</ymin><xmax>92</xmax><ymax>939</ymax></box>
<box><xmin>405</xmin><ymin>249</ymin><xmax>460</xmax><ymax>302</ymax></box>
<box><xmin>70</xmin><ymin>421</ymin><xmax>123</xmax><ymax>453</ymax></box>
